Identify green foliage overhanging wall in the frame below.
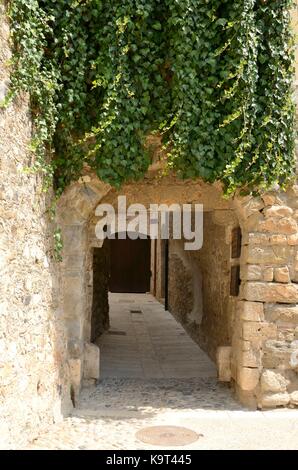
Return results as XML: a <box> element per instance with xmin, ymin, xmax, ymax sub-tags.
<box><xmin>6</xmin><ymin>0</ymin><xmax>296</xmax><ymax>194</ymax></box>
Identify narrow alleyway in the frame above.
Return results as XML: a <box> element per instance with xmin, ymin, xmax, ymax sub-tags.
<box><xmin>26</xmin><ymin>294</ymin><xmax>298</xmax><ymax>450</ymax></box>
<box><xmin>97</xmin><ymin>293</ymin><xmax>216</xmax><ymax>379</ymax></box>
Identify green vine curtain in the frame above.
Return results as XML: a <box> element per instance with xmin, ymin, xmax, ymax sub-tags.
<box><xmin>5</xmin><ymin>0</ymin><xmax>296</xmax><ymax>194</ymax></box>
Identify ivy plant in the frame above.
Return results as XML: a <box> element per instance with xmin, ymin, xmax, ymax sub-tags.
<box><xmin>5</xmin><ymin>0</ymin><xmax>296</xmax><ymax>195</ymax></box>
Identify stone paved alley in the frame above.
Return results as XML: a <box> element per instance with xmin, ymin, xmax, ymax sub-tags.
<box><xmin>26</xmin><ymin>295</ymin><xmax>298</xmax><ymax>450</ymax></box>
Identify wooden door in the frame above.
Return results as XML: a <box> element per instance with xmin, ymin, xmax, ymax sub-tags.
<box><xmin>109</xmin><ymin>235</ymin><xmax>151</xmax><ymax>293</ymax></box>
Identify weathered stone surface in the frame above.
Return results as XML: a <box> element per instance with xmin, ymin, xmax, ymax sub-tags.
<box><xmin>0</xmin><ymin>80</ymin><xmax>9</xmax><ymax>102</ymax></box>
<box><xmin>263</xmin><ymin>266</ymin><xmax>274</xmax><ymax>282</ymax></box>
<box><xmin>61</xmin><ymin>225</ymin><xmax>87</xmax><ymax>254</ymax></box>
<box><xmin>274</xmin><ymin>266</ymin><xmax>290</xmax><ymax>284</ymax></box>
<box><xmin>238</xmin><ymin>367</ymin><xmax>260</xmax><ymax>391</ymax></box>
<box><xmin>83</xmin><ymin>342</ymin><xmax>100</xmax><ymax>380</ymax></box>
<box><xmin>260</xmin><ymin>392</ymin><xmax>290</xmax><ymax>408</ymax></box>
<box><xmin>167</xmin><ymin>213</ymin><xmax>232</xmax><ymax>360</ymax></box>
<box><xmin>240</xmin><ymin>197</ymin><xmax>264</xmax><ymax>218</ymax></box>
<box><xmin>264</xmin><ymin>304</ymin><xmax>298</xmax><ymax>324</ymax></box>
<box><xmin>237</xmin><ymin>301</ymin><xmax>264</xmax><ymax>322</ymax></box>
<box><xmin>69</xmin><ymin>358</ymin><xmax>82</xmax><ymax>388</ymax></box>
<box><xmin>289</xmin><ymin>340</ymin><xmax>298</xmax><ymax>368</ymax></box>
<box><xmin>0</xmin><ymin>10</ymin><xmax>70</xmax><ymax>449</ymax></box>
<box><xmin>240</xmin><ymin>265</ymin><xmax>262</xmax><ymax>281</ymax></box>
<box><xmin>212</xmin><ymin>210</ymin><xmax>237</xmax><ymax>226</ymax></box>
<box><xmin>244</xmin><ymin>212</ymin><xmax>265</xmax><ymax>231</ymax></box>
<box><xmin>262</xmin><ymin>340</ymin><xmax>297</xmax><ymax>369</ymax></box>
<box><xmin>242</xmin><ymin>245</ymin><xmax>290</xmax><ymax>265</ymax></box>
<box><xmin>261</xmin><ymin>370</ymin><xmax>289</xmax><ymax>393</ymax></box>
<box><xmin>216</xmin><ymin>346</ymin><xmax>231</xmax><ymax>382</ymax></box>
<box><xmin>68</xmin><ymin>340</ymin><xmax>84</xmax><ymax>359</ymax></box>
<box><xmin>277</xmin><ymin>328</ymin><xmax>295</xmax><ymax>342</ymax></box>
<box><xmin>241</xmin><ymin>282</ymin><xmax>298</xmax><ymax>304</ymax></box>
<box><xmin>246</xmin><ymin>233</ymin><xmax>270</xmax><ymax>246</ymax></box>
<box><xmin>288</xmin><ymin>234</ymin><xmax>298</xmax><ymax>245</ymax></box>
<box><xmin>238</xmin><ymin>348</ymin><xmax>261</xmax><ymax>368</ymax></box>
<box><xmin>259</xmin><ymin>217</ymin><xmax>298</xmax><ymax>235</ymax></box>
<box><xmin>263</xmin><ymin>205</ymin><xmax>293</xmax><ymax>218</ymax></box>
<box><xmin>270</xmin><ymin>234</ymin><xmax>288</xmax><ymax>245</ymax></box>
<box><xmin>239</xmin><ymin>264</ymin><xmax>274</xmax><ymax>282</ymax></box>
<box><xmin>262</xmin><ymin>193</ymin><xmax>284</xmax><ymax>206</ymax></box>
<box><xmin>242</xmin><ymin>322</ymin><xmax>277</xmax><ymax>342</ymax></box>
<box><xmin>290</xmin><ymin>391</ymin><xmax>298</xmax><ymax>405</ymax></box>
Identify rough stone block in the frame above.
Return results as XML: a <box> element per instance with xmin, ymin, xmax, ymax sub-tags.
<box><xmin>288</xmin><ymin>234</ymin><xmax>298</xmax><ymax>246</ymax></box>
<box><xmin>277</xmin><ymin>328</ymin><xmax>295</xmax><ymax>342</ymax></box>
<box><xmin>241</xmin><ymin>282</ymin><xmax>298</xmax><ymax>304</ymax></box>
<box><xmin>240</xmin><ymin>265</ymin><xmax>262</xmax><ymax>281</ymax></box>
<box><xmin>244</xmin><ymin>213</ymin><xmax>265</xmax><ymax>231</ymax></box>
<box><xmin>240</xmin><ymin>197</ymin><xmax>264</xmax><ymax>218</ymax></box>
<box><xmin>83</xmin><ymin>342</ymin><xmax>100</xmax><ymax>380</ymax></box>
<box><xmin>242</xmin><ymin>245</ymin><xmax>289</xmax><ymax>265</ymax></box>
<box><xmin>259</xmin><ymin>217</ymin><xmax>297</xmax><ymax>235</ymax></box>
<box><xmin>261</xmin><ymin>370</ymin><xmax>289</xmax><ymax>393</ymax></box>
<box><xmin>216</xmin><ymin>346</ymin><xmax>231</xmax><ymax>382</ymax></box>
<box><xmin>274</xmin><ymin>266</ymin><xmax>290</xmax><ymax>283</ymax></box>
<box><xmin>290</xmin><ymin>391</ymin><xmax>298</xmax><ymax>405</ymax></box>
<box><xmin>262</xmin><ymin>193</ymin><xmax>284</xmax><ymax>206</ymax></box>
<box><xmin>262</xmin><ymin>340</ymin><xmax>296</xmax><ymax>369</ymax></box>
<box><xmin>270</xmin><ymin>234</ymin><xmax>288</xmax><ymax>245</ymax></box>
<box><xmin>246</xmin><ymin>233</ymin><xmax>270</xmax><ymax>245</ymax></box>
<box><xmin>263</xmin><ymin>267</ymin><xmax>274</xmax><ymax>282</ymax></box>
<box><xmin>242</xmin><ymin>321</ymin><xmax>277</xmax><ymax>342</ymax></box>
<box><xmin>237</xmin><ymin>367</ymin><xmax>260</xmax><ymax>391</ymax></box>
<box><xmin>260</xmin><ymin>392</ymin><xmax>290</xmax><ymax>408</ymax></box>
<box><xmin>264</xmin><ymin>304</ymin><xmax>298</xmax><ymax>324</ymax></box>
<box><xmin>237</xmin><ymin>301</ymin><xmax>264</xmax><ymax>322</ymax></box>
<box><xmin>264</xmin><ymin>205</ymin><xmax>293</xmax><ymax>218</ymax></box>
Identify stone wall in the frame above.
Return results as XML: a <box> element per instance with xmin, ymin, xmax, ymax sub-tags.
<box><xmin>0</xmin><ymin>7</ymin><xmax>71</xmax><ymax>449</ymax></box>
<box><xmin>232</xmin><ymin>191</ymin><xmax>298</xmax><ymax>408</ymax></box>
<box><xmin>168</xmin><ymin>212</ymin><xmax>236</xmax><ymax>362</ymax></box>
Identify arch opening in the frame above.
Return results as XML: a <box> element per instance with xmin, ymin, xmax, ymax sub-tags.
<box><xmin>58</xmin><ymin>175</ymin><xmax>242</xmax><ymax>397</ymax></box>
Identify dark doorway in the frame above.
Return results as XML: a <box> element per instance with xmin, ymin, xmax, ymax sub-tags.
<box><xmin>109</xmin><ymin>234</ymin><xmax>151</xmax><ymax>293</ymax></box>
<box><xmin>91</xmin><ymin>242</ymin><xmax>110</xmax><ymax>342</ymax></box>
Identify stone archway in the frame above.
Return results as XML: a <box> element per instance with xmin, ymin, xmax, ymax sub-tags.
<box><xmin>57</xmin><ymin>173</ymin><xmax>234</xmax><ymax>393</ymax></box>
<box><xmin>57</xmin><ymin>171</ymin><xmax>298</xmax><ymax>409</ymax></box>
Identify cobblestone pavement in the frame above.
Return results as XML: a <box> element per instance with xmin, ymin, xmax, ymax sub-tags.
<box><xmin>27</xmin><ymin>378</ymin><xmax>298</xmax><ymax>450</ymax></box>
<box><xmin>26</xmin><ymin>293</ymin><xmax>298</xmax><ymax>450</ymax></box>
